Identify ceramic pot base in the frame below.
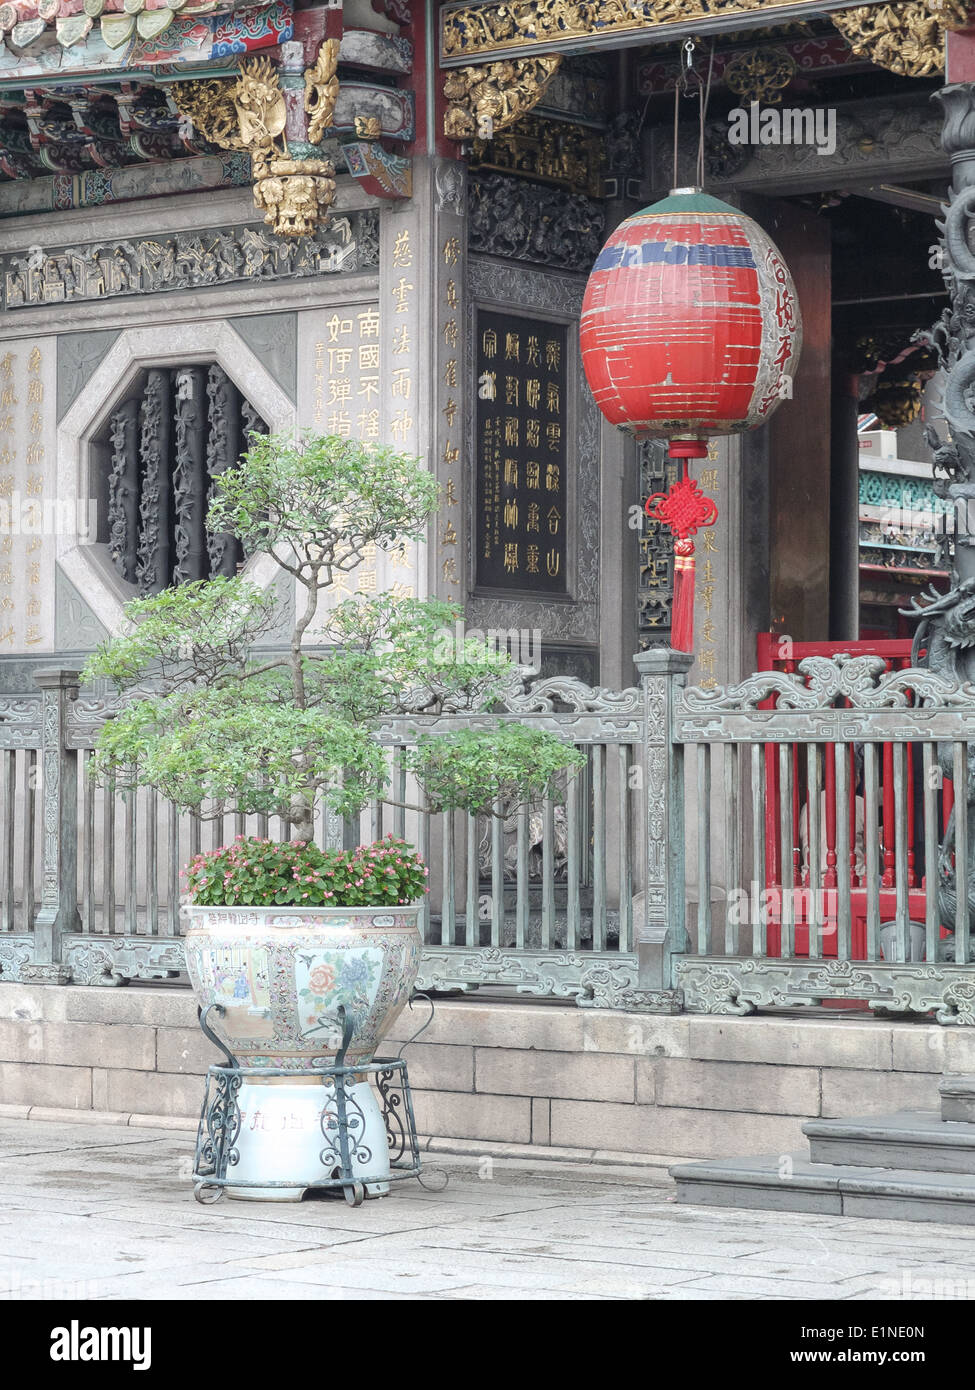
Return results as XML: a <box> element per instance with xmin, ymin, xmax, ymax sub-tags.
<box><xmin>223</xmin><ymin>1078</ymin><xmax>392</xmax><ymax>1200</ymax></box>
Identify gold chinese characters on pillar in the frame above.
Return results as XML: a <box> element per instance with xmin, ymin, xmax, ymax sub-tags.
<box><xmin>439</xmin><ymin>230</ymin><xmax>463</xmax><ymax>606</ymax></box>
<box><xmin>314</xmin><ymin>302</ymin><xmax>412</xmax><ymax>606</ymax></box>
<box><xmin>174</xmin><ymin>45</ymin><xmax>340</xmax><ymax>237</ymax></box>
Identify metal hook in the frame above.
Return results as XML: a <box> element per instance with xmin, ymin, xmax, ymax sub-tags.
<box><xmin>678</xmin><ymin>38</ymin><xmax>702</xmax><ymax>99</ymax></box>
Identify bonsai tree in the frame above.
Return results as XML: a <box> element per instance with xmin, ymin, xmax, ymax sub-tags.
<box><xmin>82</xmin><ymin>432</ymin><xmax>584</xmax><ymax>850</ymax></box>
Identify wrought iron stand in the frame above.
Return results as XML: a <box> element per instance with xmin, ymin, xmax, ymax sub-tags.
<box><xmin>192</xmin><ymin>1001</ymin><xmax>425</xmax><ymax>1208</ymax></box>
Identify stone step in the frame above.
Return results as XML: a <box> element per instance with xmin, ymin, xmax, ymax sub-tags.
<box><xmin>670</xmin><ymin>1153</ymin><xmax>975</xmax><ymax>1225</ymax></box>
<box><xmin>940</xmin><ymin>1075</ymin><xmax>975</xmax><ymax>1124</ymax></box>
<box><xmin>804</xmin><ymin>1110</ymin><xmax>975</xmax><ymax>1174</ymax></box>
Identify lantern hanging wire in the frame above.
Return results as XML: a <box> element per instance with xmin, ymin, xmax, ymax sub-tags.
<box><xmin>672</xmin><ymin>39</ymin><xmax>716</xmax><ymax>191</ymax></box>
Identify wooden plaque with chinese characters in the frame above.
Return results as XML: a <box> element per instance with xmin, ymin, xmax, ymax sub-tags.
<box><xmin>475</xmin><ymin>310</ymin><xmax>567</xmax><ymax>594</ymax></box>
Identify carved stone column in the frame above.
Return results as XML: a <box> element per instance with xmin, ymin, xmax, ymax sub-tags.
<box><xmin>913</xmin><ymin>83</ymin><xmax>975</xmax><ymax>936</ymax></box>
<box><xmin>23</xmin><ymin>667</ymin><xmax>82</xmax><ymax>983</ymax></box>
<box><xmin>173</xmin><ymin>366</ymin><xmax>209</xmax><ymax>586</ymax></box>
<box><xmin>136</xmin><ymin>368</ymin><xmax>174</xmax><ymax>596</ymax></box>
<box><xmin>206</xmin><ymin>365</ymin><xmax>244</xmax><ymax>580</ymax></box>
<box><xmin>630</xmin><ymin>646</ymin><xmax>693</xmax><ymax>1010</ymax></box>
<box><xmin>107</xmin><ymin>397</ymin><xmax>140</xmax><ymax>586</ymax></box>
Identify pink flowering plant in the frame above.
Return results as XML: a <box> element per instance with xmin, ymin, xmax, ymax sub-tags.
<box><xmin>186</xmin><ymin>833</ymin><xmax>429</xmax><ymax>909</ymax></box>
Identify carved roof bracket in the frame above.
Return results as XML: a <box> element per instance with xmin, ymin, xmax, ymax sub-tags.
<box><xmin>304</xmin><ymin>36</ymin><xmax>340</xmax><ymax>146</ymax></box>
<box><xmin>830</xmin><ymin>1</ymin><xmax>969</xmax><ymax>79</ymax></box>
<box><xmin>443</xmin><ymin>55</ymin><xmax>562</xmax><ymax>141</ymax></box>
<box><xmin>173</xmin><ymin>44</ymin><xmax>340</xmax><ymax>238</ymax></box>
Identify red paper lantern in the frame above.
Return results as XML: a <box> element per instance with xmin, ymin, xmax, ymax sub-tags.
<box><xmin>580</xmin><ymin>188</ymin><xmax>802</xmax><ymax>459</ymax></box>
<box><xmin>579</xmin><ymin>188</ymin><xmax>802</xmax><ymax>652</ymax></box>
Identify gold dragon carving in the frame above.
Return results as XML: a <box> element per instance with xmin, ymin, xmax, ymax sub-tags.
<box><xmin>832</xmin><ymin>0</ymin><xmax>970</xmax><ymax>77</ymax></box>
<box><xmin>443</xmin><ymin>55</ymin><xmax>563</xmax><ymax>141</ymax></box>
<box><xmin>304</xmin><ymin>36</ymin><xmax>341</xmax><ymax>145</ymax></box>
<box><xmin>174</xmin><ymin>50</ymin><xmax>340</xmax><ymax>238</ymax></box>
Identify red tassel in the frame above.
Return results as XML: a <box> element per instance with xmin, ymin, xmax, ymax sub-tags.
<box><xmin>671</xmin><ymin>538</ymin><xmax>696</xmax><ymax>652</ymax></box>
<box><xmin>645</xmin><ymin>462</ymin><xmax>717</xmax><ymax>655</ymax></box>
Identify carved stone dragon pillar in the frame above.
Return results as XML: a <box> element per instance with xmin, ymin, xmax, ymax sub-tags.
<box><xmin>910</xmin><ymin>83</ymin><xmax>975</xmax><ymax>932</ymax></box>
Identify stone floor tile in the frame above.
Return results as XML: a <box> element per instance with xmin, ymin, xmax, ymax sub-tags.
<box><xmin>8</xmin><ymin>1114</ymin><xmax>975</xmax><ymax>1300</ymax></box>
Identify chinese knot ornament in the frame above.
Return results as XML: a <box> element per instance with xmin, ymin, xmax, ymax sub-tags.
<box><xmin>579</xmin><ymin>187</ymin><xmax>802</xmax><ymax>651</ymax></box>
<box><xmin>644</xmin><ymin>476</ymin><xmax>719</xmax><ymax>653</ymax></box>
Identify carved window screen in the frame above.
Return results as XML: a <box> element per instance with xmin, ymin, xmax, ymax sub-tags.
<box><xmin>102</xmin><ymin>363</ymin><xmax>267</xmax><ymax>596</ymax></box>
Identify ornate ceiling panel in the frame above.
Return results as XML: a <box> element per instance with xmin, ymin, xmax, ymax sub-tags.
<box><xmin>439</xmin><ymin>0</ymin><xmax>964</xmax><ymax>69</ymax></box>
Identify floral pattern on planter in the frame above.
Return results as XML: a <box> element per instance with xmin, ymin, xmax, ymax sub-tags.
<box><xmin>295</xmin><ymin>948</ymin><xmax>383</xmax><ymax>1041</ymax></box>
<box><xmin>184</xmin><ymin>905</ymin><xmax>421</xmax><ymax>1068</ymax></box>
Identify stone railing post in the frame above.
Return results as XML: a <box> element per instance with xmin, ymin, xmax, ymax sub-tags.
<box><xmin>23</xmin><ymin>667</ymin><xmax>82</xmax><ymax>984</ymax></box>
<box><xmin>632</xmin><ymin>648</ymin><xmax>693</xmax><ymax>1009</ymax></box>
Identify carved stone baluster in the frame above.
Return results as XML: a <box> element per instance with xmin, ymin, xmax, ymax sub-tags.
<box><xmin>22</xmin><ymin>668</ymin><xmax>81</xmax><ymax>984</ymax></box>
<box><xmin>206</xmin><ymin>364</ymin><xmax>243</xmax><ymax>578</ymax></box>
<box><xmin>173</xmin><ymin>365</ymin><xmax>209</xmax><ymax>584</ymax></box>
<box><xmin>629</xmin><ymin>647</ymin><xmax>693</xmax><ymax>1011</ymax></box>
<box><xmin>107</xmin><ymin>397</ymin><xmax>140</xmax><ymax>586</ymax></box>
<box><xmin>136</xmin><ymin>367</ymin><xmax>174</xmax><ymax>596</ymax></box>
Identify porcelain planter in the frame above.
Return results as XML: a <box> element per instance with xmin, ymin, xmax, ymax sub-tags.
<box><xmin>183</xmin><ymin>903</ymin><xmax>422</xmax><ymax>1068</ymax></box>
<box><xmin>183</xmin><ymin>903</ymin><xmax>422</xmax><ymax>1200</ymax></box>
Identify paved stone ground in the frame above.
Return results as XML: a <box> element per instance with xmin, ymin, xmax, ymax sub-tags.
<box><xmin>1</xmin><ymin>1116</ymin><xmax>974</xmax><ymax>1300</ymax></box>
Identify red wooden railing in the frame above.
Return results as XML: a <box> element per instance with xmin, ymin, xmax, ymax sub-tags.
<box><xmin>755</xmin><ymin>634</ymin><xmax>950</xmax><ymax>963</ymax></box>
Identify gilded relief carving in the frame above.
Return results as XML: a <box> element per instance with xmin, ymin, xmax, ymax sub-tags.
<box><xmin>469</xmin><ymin>114</ymin><xmax>604</xmax><ymax>197</ymax></box>
<box><xmin>175</xmin><ymin>49</ymin><xmax>339</xmax><ymax>237</ymax></box>
<box><xmin>443</xmin><ymin>56</ymin><xmax>562</xmax><ymax>140</ymax></box>
<box><xmin>441</xmin><ymin>0</ymin><xmax>967</xmax><ymax>75</ymax></box>
<box><xmin>831</xmin><ymin>1</ymin><xmax>967</xmax><ymax>77</ymax></box>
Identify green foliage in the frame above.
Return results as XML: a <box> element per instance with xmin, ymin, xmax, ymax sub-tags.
<box><xmin>89</xmin><ymin>685</ymin><xmax>386</xmax><ymax>821</ymax></box>
<box><xmin>309</xmin><ymin>594</ymin><xmax>513</xmax><ymax>719</ymax></box>
<box><xmin>84</xmin><ymin>431</ymin><xmax>585</xmax><ymax>877</ymax></box>
<box><xmin>206</xmin><ymin>432</ymin><xmax>440</xmax><ymax>584</ymax></box>
<box><xmin>186</xmin><ymin>834</ymin><xmax>428</xmax><ymax>908</ymax></box>
<box><xmin>404</xmin><ymin>722</ymin><xmax>586</xmax><ymax>816</ymax></box>
<box><xmin>82</xmin><ymin>577</ymin><xmax>276</xmax><ymax>690</ymax></box>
